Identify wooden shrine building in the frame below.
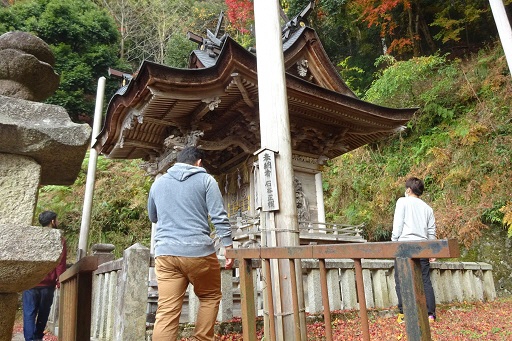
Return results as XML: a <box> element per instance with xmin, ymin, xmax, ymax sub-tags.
<box><xmin>94</xmin><ymin>6</ymin><xmax>416</xmax><ymax>245</ymax></box>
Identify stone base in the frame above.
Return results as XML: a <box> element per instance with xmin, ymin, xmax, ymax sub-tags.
<box><xmin>0</xmin><ymin>223</ymin><xmax>62</xmax><ymax>293</ymax></box>
<box><xmin>0</xmin><ymin>293</ymin><xmax>18</xmax><ymax>341</ymax></box>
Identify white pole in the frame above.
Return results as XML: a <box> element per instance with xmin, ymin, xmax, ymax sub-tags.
<box><xmin>489</xmin><ymin>0</ymin><xmax>512</xmax><ymax>73</ymax></box>
<box><xmin>315</xmin><ymin>173</ymin><xmax>326</xmax><ymax>227</ymax></box>
<box><xmin>77</xmin><ymin>77</ymin><xmax>106</xmax><ymax>260</ymax></box>
<box><xmin>254</xmin><ymin>1</ymin><xmax>305</xmax><ymax>339</ymax></box>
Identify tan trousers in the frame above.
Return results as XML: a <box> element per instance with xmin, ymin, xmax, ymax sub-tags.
<box><xmin>152</xmin><ymin>253</ymin><xmax>222</xmax><ymax>341</ymax></box>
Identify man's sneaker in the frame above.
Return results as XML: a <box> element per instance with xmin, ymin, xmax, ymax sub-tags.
<box><xmin>397</xmin><ymin>313</ymin><xmax>405</xmax><ymax>324</ymax></box>
<box><xmin>428</xmin><ymin>315</ymin><xmax>436</xmax><ymax>324</ymax></box>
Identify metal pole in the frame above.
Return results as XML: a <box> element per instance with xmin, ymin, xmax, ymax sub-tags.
<box><xmin>77</xmin><ymin>77</ymin><xmax>106</xmax><ymax>260</ymax></box>
<box><xmin>254</xmin><ymin>1</ymin><xmax>305</xmax><ymax>339</ymax></box>
<box><xmin>489</xmin><ymin>0</ymin><xmax>512</xmax><ymax>74</ymax></box>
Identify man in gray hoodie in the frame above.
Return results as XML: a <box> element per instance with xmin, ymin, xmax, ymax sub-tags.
<box><xmin>148</xmin><ymin>146</ymin><xmax>234</xmax><ymax>341</ymax></box>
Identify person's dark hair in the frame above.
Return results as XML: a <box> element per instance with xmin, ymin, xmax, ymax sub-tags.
<box><xmin>177</xmin><ymin>146</ymin><xmax>205</xmax><ymax>165</ymax></box>
<box><xmin>405</xmin><ymin>177</ymin><xmax>424</xmax><ymax>196</ymax></box>
<box><xmin>39</xmin><ymin>210</ymin><xmax>57</xmax><ymax>227</ymax></box>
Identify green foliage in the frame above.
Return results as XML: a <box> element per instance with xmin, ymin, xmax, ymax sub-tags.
<box><xmin>323</xmin><ymin>43</ymin><xmax>512</xmax><ymax>245</ymax></box>
<box><xmin>431</xmin><ymin>2</ymin><xmax>489</xmax><ymax>45</ymax></box>
<box><xmin>481</xmin><ymin>201</ymin><xmax>506</xmax><ymax>226</ymax></box>
<box><xmin>165</xmin><ymin>33</ymin><xmax>196</xmax><ymax>68</ymax></box>
<box><xmin>0</xmin><ymin>0</ymin><xmax>122</xmax><ymax>120</ymax></box>
<box><xmin>364</xmin><ymin>54</ymin><xmax>448</xmax><ymax>108</ymax></box>
<box><xmin>337</xmin><ymin>57</ymin><xmax>365</xmax><ymax>96</ymax></box>
<box><xmin>37</xmin><ymin>155</ymin><xmax>153</xmax><ymax>259</ymax></box>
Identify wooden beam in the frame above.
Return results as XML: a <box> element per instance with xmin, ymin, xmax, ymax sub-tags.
<box><xmin>201</xmin><ymin>136</ymin><xmax>253</xmax><ymax>153</ymax></box>
<box><xmin>226</xmin><ymin>239</ymin><xmax>460</xmax><ymax>260</ymax></box>
<box><xmin>142</xmin><ymin>117</ymin><xmax>177</xmax><ymax>127</ymax></box>
<box><xmin>122</xmin><ymin>138</ymin><xmax>163</xmax><ymax>151</ymax></box>
<box><xmin>232</xmin><ymin>73</ymin><xmax>255</xmax><ymax>108</ymax></box>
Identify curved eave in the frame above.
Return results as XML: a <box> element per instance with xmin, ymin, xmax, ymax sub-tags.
<box><xmin>281</xmin><ymin>26</ymin><xmax>357</xmax><ymax>97</ymax></box>
<box><xmin>95</xmin><ymin>38</ymin><xmax>257</xmax><ymax>156</ymax></box>
<box><xmin>94</xmin><ymin>30</ymin><xmax>417</xmax><ymax>170</ymax></box>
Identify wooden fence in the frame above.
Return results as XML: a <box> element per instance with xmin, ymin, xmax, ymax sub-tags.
<box><xmin>226</xmin><ymin>239</ymin><xmax>461</xmax><ymax>341</ymax></box>
<box><xmin>54</xmin><ymin>241</ymin><xmax>496</xmax><ymax>340</ymax></box>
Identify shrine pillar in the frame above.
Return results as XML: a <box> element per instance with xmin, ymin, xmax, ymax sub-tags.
<box><xmin>254</xmin><ymin>0</ymin><xmax>307</xmax><ymax>340</ymax></box>
<box><xmin>315</xmin><ymin>173</ymin><xmax>326</xmax><ymax>226</ymax></box>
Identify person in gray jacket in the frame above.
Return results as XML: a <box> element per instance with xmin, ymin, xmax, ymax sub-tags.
<box><xmin>392</xmin><ymin>177</ymin><xmax>437</xmax><ymax>324</ymax></box>
<box><xmin>147</xmin><ymin>146</ymin><xmax>233</xmax><ymax>341</ymax></box>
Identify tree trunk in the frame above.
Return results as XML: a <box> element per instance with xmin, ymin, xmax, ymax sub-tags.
<box><xmin>407</xmin><ymin>3</ymin><xmax>420</xmax><ymax>56</ymax></box>
<box><xmin>416</xmin><ymin>1</ymin><xmax>437</xmax><ymax>54</ymax></box>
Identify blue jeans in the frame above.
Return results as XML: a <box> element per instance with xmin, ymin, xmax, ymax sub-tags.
<box><xmin>22</xmin><ymin>286</ymin><xmax>55</xmax><ymax>341</ymax></box>
<box><xmin>394</xmin><ymin>258</ymin><xmax>436</xmax><ymax>318</ymax></box>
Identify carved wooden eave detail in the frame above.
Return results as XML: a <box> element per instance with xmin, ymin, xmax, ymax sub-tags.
<box><xmin>95</xmin><ymin>25</ymin><xmax>417</xmax><ymax>176</ymax></box>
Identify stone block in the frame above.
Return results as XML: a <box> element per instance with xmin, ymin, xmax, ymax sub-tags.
<box><xmin>0</xmin><ymin>223</ymin><xmax>62</xmax><ymax>292</ymax></box>
<box><xmin>306</xmin><ymin>269</ymin><xmax>322</xmax><ymax>313</ymax></box>
<box><xmin>440</xmin><ymin>270</ymin><xmax>454</xmax><ymax>303</ymax></box>
<box><xmin>372</xmin><ymin>269</ymin><xmax>390</xmax><ymax>308</ymax></box>
<box><xmin>451</xmin><ymin>270</ymin><xmax>464</xmax><ymax>302</ymax></box>
<box><xmin>387</xmin><ymin>268</ymin><xmax>398</xmax><ymax>306</ymax></box>
<box><xmin>327</xmin><ymin>259</ymin><xmax>354</xmax><ymax>269</ymax></box>
<box><xmin>0</xmin><ymin>154</ymin><xmax>40</xmax><ymax>225</ymax></box>
<box><xmin>0</xmin><ymin>31</ymin><xmax>59</xmax><ymax>101</ymax></box>
<box><xmin>188</xmin><ymin>284</ymin><xmax>198</xmax><ymax>323</ymax></box>
<box><xmin>361</xmin><ymin>259</ymin><xmax>394</xmax><ymax>269</ymax></box>
<box><xmin>431</xmin><ymin>268</ymin><xmax>443</xmax><ymax>303</ymax></box>
<box><xmin>115</xmin><ymin>243</ymin><xmax>150</xmax><ymax>341</ymax></box>
<box><xmin>340</xmin><ymin>269</ymin><xmax>357</xmax><ymax>309</ymax></box>
<box><xmin>462</xmin><ymin>262</ymin><xmax>481</xmax><ymax>270</ymax></box>
<box><xmin>219</xmin><ymin>268</ymin><xmax>234</xmax><ymax>321</ymax></box>
<box><xmin>362</xmin><ymin>269</ymin><xmax>374</xmax><ymax>308</ymax></box>
<box><xmin>482</xmin><ymin>270</ymin><xmax>497</xmax><ymax>301</ymax></box>
<box><xmin>0</xmin><ymin>95</ymin><xmax>91</xmax><ymax>185</ymax></box>
<box><xmin>327</xmin><ymin>269</ymin><xmax>341</xmax><ymax>310</ymax></box>
<box><xmin>462</xmin><ymin>270</ymin><xmax>477</xmax><ymax>301</ymax></box>
<box><xmin>0</xmin><ymin>293</ymin><xmax>18</xmax><ymax>341</ymax></box>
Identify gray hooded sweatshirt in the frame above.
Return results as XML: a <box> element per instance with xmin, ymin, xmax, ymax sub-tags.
<box><xmin>147</xmin><ymin>163</ymin><xmax>233</xmax><ymax>257</ymax></box>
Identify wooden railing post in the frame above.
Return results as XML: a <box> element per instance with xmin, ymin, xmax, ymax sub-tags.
<box><xmin>396</xmin><ymin>257</ymin><xmax>431</xmax><ymax>340</ymax></box>
<box><xmin>239</xmin><ymin>259</ymin><xmax>257</xmax><ymax>340</ymax></box>
<box><xmin>226</xmin><ymin>239</ymin><xmax>460</xmax><ymax>341</ymax></box>
<box><xmin>58</xmin><ymin>244</ymin><xmax>114</xmax><ymax>341</ymax></box>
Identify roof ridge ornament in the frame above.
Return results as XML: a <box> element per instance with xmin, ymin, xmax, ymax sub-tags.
<box><xmin>282</xmin><ymin>0</ymin><xmax>315</xmax><ymax>40</ymax></box>
<box><xmin>187</xmin><ymin>11</ymin><xmax>227</xmax><ymax>59</ymax></box>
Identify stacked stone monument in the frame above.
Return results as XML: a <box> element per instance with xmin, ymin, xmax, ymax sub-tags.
<box><xmin>0</xmin><ymin>31</ymin><xmax>91</xmax><ymax>340</ymax></box>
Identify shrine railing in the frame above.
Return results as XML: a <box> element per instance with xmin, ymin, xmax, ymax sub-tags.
<box><xmin>231</xmin><ymin>219</ymin><xmax>367</xmax><ymax>247</ymax></box>
<box><xmin>54</xmin><ymin>241</ymin><xmax>496</xmax><ymax>340</ymax></box>
<box><xmin>226</xmin><ymin>239</ymin><xmax>462</xmax><ymax>341</ymax></box>
<box><xmin>58</xmin><ymin>255</ymin><xmax>109</xmax><ymax>341</ymax></box>
<box><xmin>90</xmin><ymin>243</ymin><xmax>150</xmax><ymax>341</ymax></box>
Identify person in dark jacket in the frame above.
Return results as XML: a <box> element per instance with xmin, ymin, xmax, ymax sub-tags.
<box><xmin>22</xmin><ymin>211</ymin><xmax>67</xmax><ymax>341</ymax></box>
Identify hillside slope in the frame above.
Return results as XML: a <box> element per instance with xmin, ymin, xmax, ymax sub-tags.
<box><xmin>323</xmin><ymin>44</ymin><xmax>511</xmax><ymax>244</ymax></box>
<box><xmin>321</xmin><ymin>43</ymin><xmax>512</xmax><ymax>294</ymax></box>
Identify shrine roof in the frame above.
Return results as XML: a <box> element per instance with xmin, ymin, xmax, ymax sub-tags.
<box><xmin>95</xmin><ymin>26</ymin><xmax>416</xmax><ymax>176</ymax></box>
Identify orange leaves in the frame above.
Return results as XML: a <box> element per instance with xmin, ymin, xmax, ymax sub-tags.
<box><xmin>352</xmin><ymin>0</ymin><xmax>420</xmax><ymax>55</ymax></box>
<box><xmin>200</xmin><ymin>297</ymin><xmax>512</xmax><ymax>340</ymax></box>
<box><xmin>225</xmin><ymin>0</ymin><xmax>254</xmax><ymax>34</ymax></box>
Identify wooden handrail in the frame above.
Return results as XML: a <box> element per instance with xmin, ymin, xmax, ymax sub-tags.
<box><xmin>226</xmin><ymin>239</ymin><xmax>460</xmax><ymax>341</ymax></box>
<box><xmin>58</xmin><ymin>254</ymin><xmax>113</xmax><ymax>341</ymax></box>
